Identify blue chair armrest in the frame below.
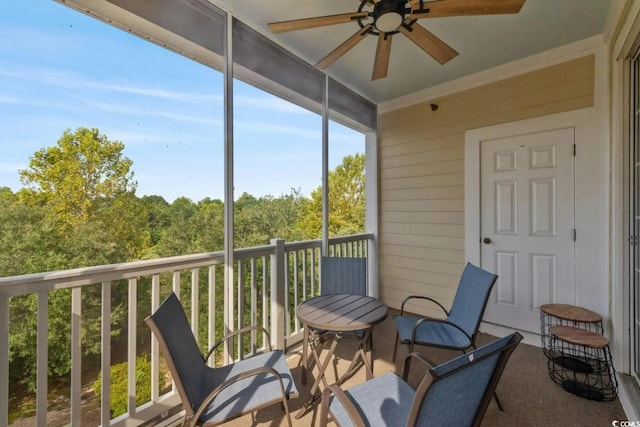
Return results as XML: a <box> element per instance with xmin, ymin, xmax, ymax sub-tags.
<box><xmin>401</xmin><ymin>352</ymin><xmax>438</xmax><ymax>381</ymax></box>
<box><xmin>400</xmin><ymin>295</ymin><xmax>449</xmax><ymax>316</ymax></box>
<box><xmin>205</xmin><ymin>325</ymin><xmax>273</xmax><ymax>363</ymax></box>
<box><xmin>320</xmin><ymin>384</ymin><xmax>367</xmax><ymax>427</ymax></box>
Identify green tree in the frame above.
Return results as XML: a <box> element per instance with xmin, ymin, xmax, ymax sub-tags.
<box><xmin>234</xmin><ymin>190</ymin><xmax>307</xmax><ymax>248</ymax></box>
<box><xmin>19</xmin><ymin>127</ymin><xmax>137</xmax><ymax>230</ymax></box>
<box><xmin>140</xmin><ymin>195</ymin><xmax>171</xmax><ymax>248</ymax></box>
<box><xmin>7</xmin><ymin>128</ymin><xmax>146</xmax><ymax>390</ymax></box>
<box><xmin>17</xmin><ymin>127</ymin><xmax>150</xmax><ymax>263</ymax></box>
<box><xmin>156</xmin><ymin>197</ymin><xmax>204</xmax><ymax>256</ymax></box>
<box><xmin>0</xmin><ymin>188</ymin><xmax>64</xmax><ymax>276</ymax></box>
<box><xmin>299</xmin><ymin>153</ymin><xmax>365</xmax><ymax>238</ymax></box>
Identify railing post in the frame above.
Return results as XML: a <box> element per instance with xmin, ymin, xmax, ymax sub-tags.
<box><xmin>367</xmin><ymin>236</ymin><xmax>378</xmax><ymax>298</ymax></box>
<box><xmin>270</xmin><ymin>238</ymin><xmax>286</xmax><ymax>350</ymax></box>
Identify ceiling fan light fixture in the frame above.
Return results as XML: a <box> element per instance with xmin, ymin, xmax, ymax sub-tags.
<box><xmin>374</xmin><ymin>0</ymin><xmax>406</xmax><ymax>33</ymax></box>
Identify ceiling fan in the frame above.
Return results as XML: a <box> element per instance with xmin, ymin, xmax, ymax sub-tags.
<box><xmin>268</xmin><ymin>0</ymin><xmax>526</xmax><ymax>80</ymax></box>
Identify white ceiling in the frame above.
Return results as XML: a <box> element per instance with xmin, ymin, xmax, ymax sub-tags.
<box><xmin>210</xmin><ymin>0</ymin><xmax>611</xmax><ymax>104</ymax></box>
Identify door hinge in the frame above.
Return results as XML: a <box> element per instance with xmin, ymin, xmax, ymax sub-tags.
<box><xmin>631</xmin><ymin>235</ymin><xmax>638</xmax><ymax>246</ymax></box>
<box><xmin>574</xmin><ymin>229</ymin><xmax>577</xmax><ymax>242</ymax></box>
<box><xmin>573</xmin><ymin>144</ymin><xmax>576</xmax><ymax>156</ymax></box>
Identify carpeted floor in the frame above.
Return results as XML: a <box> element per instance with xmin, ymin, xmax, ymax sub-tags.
<box><xmin>222</xmin><ymin>309</ymin><xmax>627</xmax><ymax>426</ymax></box>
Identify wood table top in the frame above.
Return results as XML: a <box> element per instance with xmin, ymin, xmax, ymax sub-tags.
<box><xmin>549</xmin><ymin>325</ymin><xmax>609</xmax><ymax>348</ymax></box>
<box><xmin>296</xmin><ymin>294</ymin><xmax>388</xmax><ymax>332</ymax></box>
<box><xmin>540</xmin><ymin>303</ymin><xmax>602</xmax><ymax>323</ymax></box>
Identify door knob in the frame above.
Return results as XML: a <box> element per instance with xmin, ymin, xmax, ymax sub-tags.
<box><xmin>483</xmin><ymin>237</ymin><xmax>491</xmax><ymax>244</ymax></box>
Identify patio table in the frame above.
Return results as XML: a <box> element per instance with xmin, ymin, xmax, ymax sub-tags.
<box><xmin>295</xmin><ymin>293</ymin><xmax>387</xmax><ymax>418</ymax></box>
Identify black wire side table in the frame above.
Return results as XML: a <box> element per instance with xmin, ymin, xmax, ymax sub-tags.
<box><xmin>547</xmin><ymin>326</ymin><xmax>618</xmax><ymax>401</ymax></box>
<box><xmin>540</xmin><ymin>304</ymin><xmax>603</xmax><ymax>359</ymax></box>
<box><xmin>540</xmin><ymin>304</ymin><xmax>617</xmax><ymax>402</ymax></box>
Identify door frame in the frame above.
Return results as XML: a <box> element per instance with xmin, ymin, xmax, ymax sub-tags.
<box><xmin>464</xmin><ymin>108</ymin><xmax>609</xmax><ymax>337</ymax></box>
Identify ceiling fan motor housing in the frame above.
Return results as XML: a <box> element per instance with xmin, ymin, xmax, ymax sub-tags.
<box><xmin>374</xmin><ymin>0</ymin><xmax>407</xmax><ymax>33</ymax></box>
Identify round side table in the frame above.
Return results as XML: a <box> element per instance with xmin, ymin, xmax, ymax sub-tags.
<box><xmin>540</xmin><ymin>304</ymin><xmax>603</xmax><ymax>359</ymax></box>
<box><xmin>548</xmin><ymin>325</ymin><xmax>618</xmax><ymax>401</ymax></box>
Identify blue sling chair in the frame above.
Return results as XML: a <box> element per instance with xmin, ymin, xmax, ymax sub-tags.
<box><xmin>392</xmin><ymin>262</ymin><xmax>500</xmax><ymax>409</ymax></box>
<box><xmin>320</xmin><ymin>332</ymin><xmax>523</xmax><ymax>427</ymax></box>
<box><xmin>145</xmin><ymin>292</ymin><xmax>298</xmax><ymax>426</ymax></box>
<box><xmin>320</xmin><ymin>256</ymin><xmax>368</xmax><ymax>296</ymax></box>
<box><xmin>319</xmin><ymin>256</ymin><xmax>370</xmax><ymax>366</ymax></box>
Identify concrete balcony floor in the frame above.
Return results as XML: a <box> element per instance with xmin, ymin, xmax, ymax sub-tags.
<box><xmin>219</xmin><ymin>309</ymin><xmax>626</xmax><ymax>426</ymax></box>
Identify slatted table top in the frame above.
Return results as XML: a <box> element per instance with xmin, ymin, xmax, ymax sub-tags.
<box><xmin>296</xmin><ymin>294</ymin><xmax>388</xmax><ymax>332</ymax></box>
<box><xmin>540</xmin><ymin>303</ymin><xmax>602</xmax><ymax>323</ymax></box>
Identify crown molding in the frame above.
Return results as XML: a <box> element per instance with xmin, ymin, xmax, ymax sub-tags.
<box><xmin>378</xmin><ymin>35</ymin><xmax>604</xmax><ymax>114</ymax></box>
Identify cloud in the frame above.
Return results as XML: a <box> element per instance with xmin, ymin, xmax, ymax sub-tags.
<box><xmin>0</xmin><ymin>66</ymin><xmax>222</xmax><ymax>103</ymax></box>
<box><xmin>76</xmin><ymin>98</ymin><xmax>222</xmax><ymax>125</ymax></box>
<box><xmin>0</xmin><ymin>95</ymin><xmax>20</xmax><ymax>104</ymax></box>
<box><xmin>0</xmin><ymin>65</ymin><xmax>320</xmax><ymax>114</ymax></box>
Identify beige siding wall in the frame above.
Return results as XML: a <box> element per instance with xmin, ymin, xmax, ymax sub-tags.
<box><xmin>377</xmin><ymin>55</ymin><xmax>595</xmax><ymax>316</ymax></box>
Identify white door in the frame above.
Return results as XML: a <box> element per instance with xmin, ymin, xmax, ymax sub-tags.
<box><xmin>480</xmin><ymin>128</ymin><xmax>575</xmax><ymax>333</ymax></box>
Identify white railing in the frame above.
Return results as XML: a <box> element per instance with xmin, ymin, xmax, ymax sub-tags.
<box><xmin>0</xmin><ymin>233</ymin><xmax>373</xmax><ymax>427</ymax></box>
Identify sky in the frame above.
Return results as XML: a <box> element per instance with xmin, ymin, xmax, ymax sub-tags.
<box><xmin>0</xmin><ymin>1</ymin><xmax>365</xmax><ymax>203</ymax></box>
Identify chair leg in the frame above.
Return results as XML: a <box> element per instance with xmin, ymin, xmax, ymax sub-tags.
<box><xmin>393</xmin><ymin>331</ymin><xmax>399</xmax><ymax>362</ymax></box>
<box><xmin>493</xmin><ymin>391</ymin><xmax>504</xmax><ymax>411</ymax></box>
<box><xmin>282</xmin><ymin>394</ymin><xmax>293</xmax><ymax>427</ymax></box>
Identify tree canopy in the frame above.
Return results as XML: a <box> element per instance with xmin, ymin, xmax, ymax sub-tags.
<box><xmin>19</xmin><ymin>127</ymin><xmax>137</xmax><ymax>228</ymax></box>
<box><xmin>298</xmin><ymin>153</ymin><xmax>365</xmax><ymax>238</ymax></box>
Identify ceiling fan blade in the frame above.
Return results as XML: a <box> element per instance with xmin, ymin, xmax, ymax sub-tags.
<box><xmin>372</xmin><ymin>33</ymin><xmax>392</xmax><ymax>80</ymax></box>
<box><xmin>413</xmin><ymin>0</ymin><xmax>525</xmax><ymax>18</ymax></box>
<box><xmin>316</xmin><ymin>24</ymin><xmax>372</xmax><ymax>69</ymax></box>
<box><xmin>268</xmin><ymin>12</ymin><xmax>369</xmax><ymax>33</ymax></box>
<box><xmin>399</xmin><ymin>23</ymin><xmax>458</xmax><ymax>65</ymax></box>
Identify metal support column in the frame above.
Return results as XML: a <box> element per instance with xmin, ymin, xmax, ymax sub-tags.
<box><xmin>223</xmin><ymin>12</ymin><xmax>235</xmax><ymax>364</ymax></box>
<box><xmin>322</xmin><ymin>75</ymin><xmax>329</xmax><ymax>256</ymax></box>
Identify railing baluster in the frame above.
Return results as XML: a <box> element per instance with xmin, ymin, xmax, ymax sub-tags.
<box><xmin>262</xmin><ymin>257</ymin><xmax>268</xmax><ymax>344</ymax></box>
<box><xmin>302</xmin><ymin>249</ymin><xmax>308</xmax><ymax>303</ymax></box>
<box><xmin>311</xmin><ymin>249</ymin><xmax>317</xmax><ymax>296</ymax></box>
<box><xmin>70</xmin><ymin>287</ymin><xmax>81</xmax><ymax>426</ymax></box>
<box><xmin>172</xmin><ymin>271</ymin><xmax>180</xmax><ymax>298</ymax></box>
<box><xmin>171</xmin><ymin>271</ymin><xmax>180</xmax><ymax>392</ymax></box>
<box><xmin>237</xmin><ymin>260</ymin><xmax>244</xmax><ymax>360</ymax></box>
<box><xmin>101</xmin><ymin>282</ymin><xmax>111</xmax><ymax>427</ymax></box>
<box><xmin>208</xmin><ymin>266</ymin><xmax>216</xmax><ymax>367</ymax></box>
<box><xmin>127</xmin><ymin>278</ymin><xmax>137</xmax><ymax>415</ymax></box>
<box><xmin>151</xmin><ymin>274</ymin><xmax>160</xmax><ymax>402</ymax></box>
<box><xmin>36</xmin><ymin>292</ymin><xmax>48</xmax><ymax>426</ymax></box>
<box><xmin>191</xmin><ymin>269</ymin><xmax>199</xmax><ymax>344</ymax></box>
<box><xmin>228</xmin><ymin>260</ymin><xmax>235</xmax><ymax>363</ymax></box>
<box><xmin>251</xmin><ymin>258</ymin><xmax>257</xmax><ymax>354</ymax></box>
<box><xmin>0</xmin><ymin>295</ymin><xmax>8</xmax><ymax>427</ymax></box>
<box><xmin>293</xmin><ymin>250</ymin><xmax>299</xmax><ymax>333</ymax></box>
<box><xmin>284</xmin><ymin>252</ymin><xmax>291</xmax><ymax>339</ymax></box>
